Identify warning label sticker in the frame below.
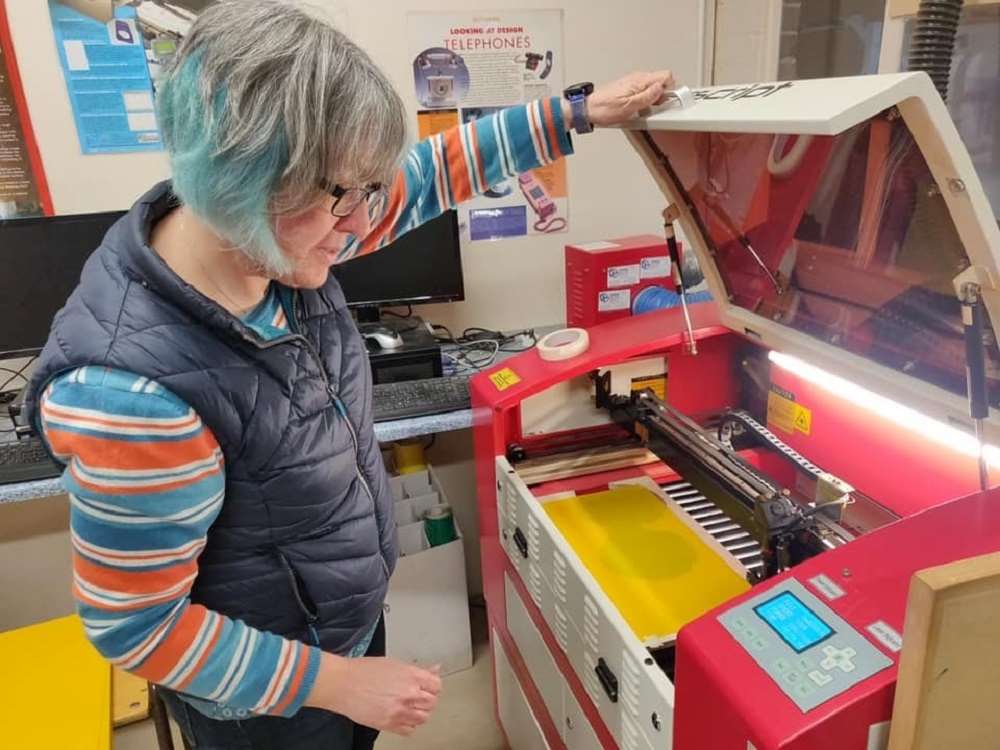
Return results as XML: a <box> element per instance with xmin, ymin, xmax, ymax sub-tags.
<box><xmin>767</xmin><ymin>388</ymin><xmax>812</xmax><ymax>436</ymax></box>
<box><xmin>489</xmin><ymin>367</ymin><xmax>522</xmax><ymax>391</ymax></box>
<box><xmin>631</xmin><ymin>374</ymin><xmax>667</xmax><ymax>401</ymax></box>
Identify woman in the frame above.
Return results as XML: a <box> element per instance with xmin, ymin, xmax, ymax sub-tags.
<box><xmin>25</xmin><ymin>1</ymin><xmax>674</xmax><ymax>747</ymax></box>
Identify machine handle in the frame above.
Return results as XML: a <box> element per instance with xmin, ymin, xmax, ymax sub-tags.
<box><xmin>512</xmin><ymin>527</ymin><xmax>529</xmax><ymax>559</ymax></box>
<box><xmin>595</xmin><ymin>658</ymin><xmax>619</xmax><ymax>703</ymax></box>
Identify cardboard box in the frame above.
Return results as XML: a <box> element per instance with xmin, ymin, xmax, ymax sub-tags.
<box><xmin>385</xmin><ymin>466</ymin><xmax>473</xmax><ymax>675</ymax></box>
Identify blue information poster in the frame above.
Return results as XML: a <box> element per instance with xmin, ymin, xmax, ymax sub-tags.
<box><xmin>49</xmin><ymin>2</ymin><xmax>162</xmax><ymax>154</ymax></box>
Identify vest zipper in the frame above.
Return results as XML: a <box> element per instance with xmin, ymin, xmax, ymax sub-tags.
<box><xmin>289</xmin><ymin>293</ymin><xmax>389</xmax><ymax>580</ymax></box>
<box><xmin>276</xmin><ymin>551</ymin><xmax>321</xmax><ymax>646</ymax></box>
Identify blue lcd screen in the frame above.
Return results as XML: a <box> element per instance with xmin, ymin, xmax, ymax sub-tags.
<box><xmin>754</xmin><ymin>592</ymin><xmax>834</xmax><ymax>653</ymax></box>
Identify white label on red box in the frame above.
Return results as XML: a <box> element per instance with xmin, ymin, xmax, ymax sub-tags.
<box><xmin>640</xmin><ymin>256</ymin><xmax>671</xmax><ymax>279</ymax></box>
<box><xmin>866</xmin><ymin>621</ymin><xmax>903</xmax><ymax>653</ymax></box>
<box><xmin>576</xmin><ymin>241</ymin><xmax>620</xmax><ymax>251</ymax></box>
<box><xmin>598</xmin><ymin>289</ymin><xmax>631</xmax><ymax>311</ymax></box>
<box><xmin>607</xmin><ymin>264</ymin><xmax>640</xmax><ymax>287</ymax></box>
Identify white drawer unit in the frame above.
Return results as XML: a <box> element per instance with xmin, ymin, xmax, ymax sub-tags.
<box><xmin>496</xmin><ymin>458</ymin><xmax>676</xmax><ymax>750</ymax></box>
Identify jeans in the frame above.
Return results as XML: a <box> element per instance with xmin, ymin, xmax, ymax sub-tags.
<box><xmin>161</xmin><ymin>618</ymin><xmax>384</xmax><ymax>750</ymax></box>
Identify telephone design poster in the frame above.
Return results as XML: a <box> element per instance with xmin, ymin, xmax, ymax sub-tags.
<box><xmin>49</xmin><ymin>1</ymin><xmax>162</xmax><ymax>154</ymax></box>
<box><xmin>408</xmin><ymin>10</ymin><xmax>569</xmax><ymax>242</ymax></box>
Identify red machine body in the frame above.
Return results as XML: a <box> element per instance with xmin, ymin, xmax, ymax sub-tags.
<box><xmin>472</xmin><ymin>306</ymin><xmax>985</xmax><ymax>750</ymax></box>
<box><xmin>564</xmin><ymin>235</ymin><xmax>672</xmax><ymax>328</ymax></box>
<box><xmin>474</xmin><ymin>73</ymin><xmax>1000</xmax><ymax>750</ymax></box>
<box><xmin>674</xmin><ymin>486</ymin><xmax>1000</xmax><ymax>749</ymax></box>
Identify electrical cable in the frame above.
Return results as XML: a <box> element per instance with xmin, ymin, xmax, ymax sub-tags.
<box><xmin>0</xmin><ymin>357</ymin><xmax>37</xmax><ymax>394</ymax></box>
<box><xmin>533</xmin><ymin>216</ymin><xmax>567</xmax><ymax>233</ymax></box>
<box><xmin>382</xmin><ymin>305</ymin><xmax>414</xmax><ymax>319</ymax></box>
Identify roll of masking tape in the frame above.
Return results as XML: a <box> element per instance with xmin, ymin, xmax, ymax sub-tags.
<box><xmin>665</xmin><ymin>85</ymin><xmax>695</xmax><ymax>109</ymax></box>
<box><xmin>536</xmin><ymin>328</ymin><xmax>590</xmax><ymax>362</ymax></box>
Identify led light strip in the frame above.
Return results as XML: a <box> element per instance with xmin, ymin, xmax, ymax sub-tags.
<box><xmin>768</xmin><ymin>351</ymin><xmax>1000</xmax><ymax>469</ymax></box>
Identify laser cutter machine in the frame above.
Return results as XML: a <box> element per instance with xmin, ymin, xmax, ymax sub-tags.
<box><xmin>472</xmin><ymin>73</ymin><xmax>1000</xmax><ymax>750</ymax></box>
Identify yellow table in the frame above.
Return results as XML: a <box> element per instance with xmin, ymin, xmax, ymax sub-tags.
<box><xmin>544</xmin><ymin>484</ymin><xmax>750</xmax><ymax>643</ymax></box>
<box><xmin>0</xmin><ymin>615</ymin><xmax>111</xmax><ymax>749</ymax></box>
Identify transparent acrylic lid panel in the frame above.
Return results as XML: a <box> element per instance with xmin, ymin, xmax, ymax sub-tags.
<box><xmin>646</xmin><ymin>114</ymin><xmax>1000</xmax><ymax>404</ymax></box>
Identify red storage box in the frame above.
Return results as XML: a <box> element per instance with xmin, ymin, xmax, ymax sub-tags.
<box><xmin>565</xmin><ymin>235</ymin><xmax>672</xmax><ymax>328</ymax></box>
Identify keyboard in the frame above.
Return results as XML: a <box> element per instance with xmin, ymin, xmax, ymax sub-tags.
<box><xmin>372</xmin><ymin>376</ymin><xmax>472</xmax><ymax>422</ymax></box>
<box><xmin>0</xmin><ymin>437</ymin><xmax>62</xmax><ymax>484</ymax></box>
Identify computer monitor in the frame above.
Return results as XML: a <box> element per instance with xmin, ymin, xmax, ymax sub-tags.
<box><xmin>1</xmin><ymin>211</ymin><xmax>126</xmax><ymax>358</ymax></box>
<box><xmin>331</xmin><ymin>210</ymin><xmax>463</xmax><ymax>322</ymax></box>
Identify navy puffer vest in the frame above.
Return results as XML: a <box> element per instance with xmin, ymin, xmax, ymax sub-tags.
<box><xmin>26</xmin><ymin>182</ymin><xmax>398</xmax><ymax>655</ymax></box>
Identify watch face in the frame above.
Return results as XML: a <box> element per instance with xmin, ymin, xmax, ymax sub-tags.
<box><xmin>565</xmin><ymin>82</ymin><xmax>594</xmax><ymax>98</ymax></box>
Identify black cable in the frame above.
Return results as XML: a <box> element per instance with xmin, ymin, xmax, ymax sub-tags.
<box><xmin>382</xmin><ymin>305</ymin><xmax>414</xmax><ymax>319</ymax></box>
<box><xmin>0</xmin><ymin>357</ymin><xmax>36</xmax><ymax>394</ymax></box>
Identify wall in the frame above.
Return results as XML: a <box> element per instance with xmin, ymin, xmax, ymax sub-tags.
<box><xmin>4</xmin><ymin>0</ymin><xmax>707</xmax><ymax>598</ymax></box>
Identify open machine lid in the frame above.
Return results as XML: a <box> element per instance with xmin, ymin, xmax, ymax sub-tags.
<box><xmin>622</xmin><ymin>73</ymin><xmax>1000</xmax><ymax>434</ymax></box>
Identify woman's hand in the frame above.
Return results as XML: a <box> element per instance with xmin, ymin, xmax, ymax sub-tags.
<box><xmin>308</xmin><ymin>653</ymin><xmax>442</xmax><ymax>735</ymax></box>
<box><xmin>562</xmin><ymin>70</ymin><xmax>676</xmax><ymax>128</ymax></box>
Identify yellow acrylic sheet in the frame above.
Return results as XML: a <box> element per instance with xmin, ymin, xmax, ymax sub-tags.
<box><xmin>543</xmin><ymin>484</ymin><xmax>750</xmax><ymax>643</ymax></box>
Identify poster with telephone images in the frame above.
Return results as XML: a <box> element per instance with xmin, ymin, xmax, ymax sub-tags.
<box><xmin>0</xmin><ymin>1</ymin><xmax>53</xmax><ymax>218</ymax></box>
<box><xmin>408</xmin><ymin>10</ymin><xmax>568</xmax><ymax>242</ymax></box>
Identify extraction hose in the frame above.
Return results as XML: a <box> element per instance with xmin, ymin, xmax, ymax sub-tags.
<box><xmin>906</xmin><ymin>0</ymin><xmax>965</xmax><ymax>101</ymax></box>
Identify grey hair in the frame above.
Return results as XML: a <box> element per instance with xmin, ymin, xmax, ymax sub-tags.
<box><xmin>158</xmin><ymin>0</ymin><xmax>408</xmax><ymax>273</ymax></box>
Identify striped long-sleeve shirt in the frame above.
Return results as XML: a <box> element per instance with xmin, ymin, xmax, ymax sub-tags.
<box><xmin>38</xmin><ymin>100</ymin><xmax>572</xmax><ymax>719</ymax></box>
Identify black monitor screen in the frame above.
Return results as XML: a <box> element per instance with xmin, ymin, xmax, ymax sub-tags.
<box><xmin>332</xmin><ymin>210</ymin><xmax>463</xmax><ymax>308</ymax></box>
<box><xmin>1</xmin><ymin>211</ymin><xmax>126</xmax><ymax>357</ymax></box>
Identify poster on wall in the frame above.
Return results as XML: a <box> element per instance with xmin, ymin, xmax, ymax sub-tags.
<box><xmin>407</xmin><ymin>10</ymin><xmax>568</xmax><ymax>242</ymax></box>
<box><xmin>48</xmin><ymin>0</ymin><xmax>164</xmax><ymax>154</ymax></box>
<box><xmin>0</xmin><ymin>1</ymin><xmax>54</xmax><ymax>218</ymax></box>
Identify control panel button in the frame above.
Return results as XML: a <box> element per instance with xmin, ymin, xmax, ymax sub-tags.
<box><xmin>808</xmin><ymin>670</ymin><xmax>833</xmax><ymax>687</ymax></box>
<box><xmin>783</xmin><ymin>671</ymin><xmax>803</xmax><ymax>685</ymax></box>
<box><xmin>794</xmin><ymin>682</ymin><xmax>816</xmax><ymax>698</ymax></box>
<box><xmin>773</xmin><ymin>658</ymin><xmax>792</xmax><ymax>674</ymax></box>
<box><xmin>750</xmin><ymin>637</ymin><xmax>768</xmax><ymax>651</ymax></box>
<box><xmin>822</xmin><ymin>646</ymin><xmax>838</xmax><ymax>657</ymax></box>
<box><xmin>733</xmin><ymin>617</ymin><xmax>749</xmax><ymax>630</ymax></box>
<box><xmin>795</xmin><ymin>657</ymin><xmax>815</xmax><ymax>672</ymax></box>
<box><xmin>842</xmin><ymin>647</ymin><xmax>857</xmax><ymax>659</ymax></box>
<box><xmin>821</xmin><ymin>657</ymin><xmax>838</xmax><ymax>671</ymax></box>
<box><xmin>841</xmin><ymin>661</ymin><xmax>856</xmax><ymax>673</ymax></box>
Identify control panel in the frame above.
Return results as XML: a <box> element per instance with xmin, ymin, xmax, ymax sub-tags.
<box><xmin>718</xmin><ymin>579</ymin><xmax>893</xmax><ymax>712</ymax></box>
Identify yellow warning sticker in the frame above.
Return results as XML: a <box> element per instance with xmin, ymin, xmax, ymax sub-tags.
<box><xmin>631</xmin><ymin>374</ymin><xmax>668</xmax><ymax>401</ymax></box>
<box><xmin>489</xmin><ymin>367</ymin><xmax>522</xmax><ymax>391</ymax></box>
<box><xmin>767</xmin><ymin>389</ymin><xmax>812</xmax><ymax>436</ymax></box>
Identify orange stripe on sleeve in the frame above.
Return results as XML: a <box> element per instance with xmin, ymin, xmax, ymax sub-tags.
<box><xmin>175</xmin><ymin>616</ymin><xmax>224</xmax><ymax>692</ymax></box>
<box><xmin>131</xmin><ymin>606</ymin><xmax>210</xmax><ymax>683</ymax></box>
<box><xmin>542</xmin><ymin>98</ymin><xmax>564</xmax><ymax>159</ymax></box>
<box><xmin>74</xmin><ymin>552</ymin><xmax>198</xmax><ymax>596</ymax></box>
<box><xmin>68</xmin><ymin>462</ymin><xmax>221</xmax><ymax>496</ymax></box>
<box><xmin>468</xmin><ymin>123</ymin><xmax>487</xmax><ymax>190</ymax></box>
<box><xmin>442</xmin><ymin>127</ymin><xmax>472</xmax><ymax>203</ymax></box>
<box><xmin>45</xmin><ymin>429</ymin><xmax>218</xmax><ymax>470</ymax></box>
<box><xmin>271</xmin><ymin>645</ymin><xmax>312</xmax><ymax>715</ymax></box>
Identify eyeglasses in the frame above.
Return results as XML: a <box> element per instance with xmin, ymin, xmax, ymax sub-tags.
<box><xmin>320</xmin><ymin>180</ymin><xmax>386</xmax><ymax>218</ymax></box>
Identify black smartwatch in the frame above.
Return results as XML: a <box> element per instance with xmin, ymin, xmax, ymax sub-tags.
<box><xmin>563</xmin><ymin>82</ymin><xmax>594</xmax><ymax>135</ymax></box>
